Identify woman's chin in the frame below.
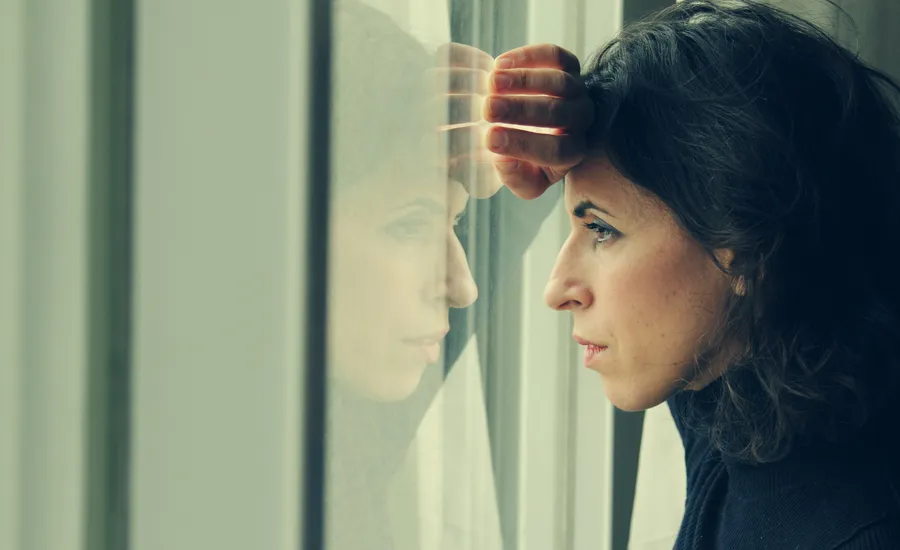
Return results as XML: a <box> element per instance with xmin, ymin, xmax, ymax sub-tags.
<box><xmin>333</xmin><ymin>361</ymin><xmax>429</xmax><ymax>403</ymax></box>
<box><xmin>601</xmin><ymin>376</ymin><xmax>677</xmax><ymax>412</ymax></box>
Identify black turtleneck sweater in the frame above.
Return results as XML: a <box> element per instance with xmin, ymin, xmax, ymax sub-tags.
<box><xmin>667</xmin><ymin>379</ymin><xmax>900</xmax><ymax>549</ymax></box>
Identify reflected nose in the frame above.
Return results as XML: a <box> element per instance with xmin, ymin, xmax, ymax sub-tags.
<box><xmin>544</xmin><ymin>239</ymin><xmax>592</xmax><ymax>311</ymax></box>
<box><xmin>445</xmin><ymin>235</ymin><xmax>478</xmax><ymax>308</ymax></box>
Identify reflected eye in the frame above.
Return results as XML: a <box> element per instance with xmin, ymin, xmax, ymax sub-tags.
<box><xmin>384</xmin><ymin>209</ymin><xmax>466</xmax><ymax>244</ymax></box>
<box><xmin>385</xmin><ymin>217</ymin><xmax>435</xmax><ymax>241</ymax></box>
<box><xmin>582</xmin><ymin>221</ymin><xmax>619</xmax><ymax>248</ymax></box>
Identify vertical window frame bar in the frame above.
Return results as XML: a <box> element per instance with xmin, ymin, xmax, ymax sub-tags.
<box><xmin>301</xmin><ymin>0</ymin><xmax>333</xmax><ymax>549</ymax></box>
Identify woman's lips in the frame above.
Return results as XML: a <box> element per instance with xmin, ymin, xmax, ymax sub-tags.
<box><xmin>404</xmin><ymin>330</ymin><xmax>449</xmax><ymax>364</ymax></box>
<box><xmin>582</xmin><ymin>344</ymin><xmax>607</xmax><ymax>367</ymax></box>
<box><xmin>574</xmin><ymin>335</ymin><xmax>609</xmax><ymax>369</ymax></box>
<box><xmin>419</xmin><ymin>341</ymin><xmax>441</xmax><ymax>363</ymax></box>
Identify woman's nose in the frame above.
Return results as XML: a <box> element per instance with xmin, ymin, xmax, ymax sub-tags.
<box><xmin>445</xmin><ymin>236</ymin><xmax>478</xmax><ymax>308</ymax></box>
<box><xmin>543</xmin><ymin>243</ymin><xmax>592</xmax><ymax>311</ymax></box>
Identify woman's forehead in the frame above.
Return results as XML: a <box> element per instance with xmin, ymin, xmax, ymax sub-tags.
<box><xmin>337</xmin><ymin>168</ymin><xmax>467</xmax><ymax>218</ymax></box>
<box><xmin>565</xmin><ymin>155</ymin><xmax>662</xmax><ymax>222</ymax></box>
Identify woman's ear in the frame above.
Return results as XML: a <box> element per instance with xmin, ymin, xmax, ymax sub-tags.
<box><xmin>714</xmin><ymin>248</ymin><xmax>735</xmax><ymax>268</ymax></box>
<box><xmin>714</xmin><ymin>248</ymin><xmax>746</xmax><ymax>296</ymax></box>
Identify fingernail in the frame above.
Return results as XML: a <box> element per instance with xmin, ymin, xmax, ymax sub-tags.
<box><xmin>495</xmin><ymin>57</ymin><xmax>514</xmax><ymax>70</ymax></box>
<box><xmin>488</xmin><ymin>98</ymin><xmax>508</xmax><ymax>118</ymax></box>
<box><xmin>495</xmin><ymin>159</ymin><xmax>518</xmax><ymax>172</ymax></box>
<box><xmin>492</xmin><ymin>72</ymin><xmax>513</xmax><ymax>90</ymax></box>
<box><xmin>490</xmin><ymin>129</ymin><xmax>508</xmax><ymax>150</ymax></box>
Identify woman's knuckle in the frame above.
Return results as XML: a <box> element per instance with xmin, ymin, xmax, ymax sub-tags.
<box><xmin>546</xmin><ymin>99</ymin><xmax>561</xmax><ymax>125</ymax></box>
<box><xmin>553</xmin><ymin>71</ymin><xmax>567</xmax><ymax>93</ymax></box>
<box><xmin>505</xmin><ymin>99</ymin><xmax>521</xmax><ymax>121</ymax></box>
<box><xmin>503</xmin><ymin>69</ymin><xmax>515</xmax><ymax>88</ymax></box>
<box><xmin>521</xmin><ymin>70</ymin><xmax>535</xmax><ymax>90</ymax></box>
<box><xmin>508</xmin><ymin>130</ymin><xmax>525</xmax><ymax>154</ymax></box>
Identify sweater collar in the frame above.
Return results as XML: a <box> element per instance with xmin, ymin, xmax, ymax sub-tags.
<box><xmin>668</xmin><ymin>375</ymin><xmax>900</xmax><ymax>498</ymax></box>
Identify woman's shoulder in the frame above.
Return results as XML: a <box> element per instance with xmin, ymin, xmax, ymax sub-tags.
<box><xmin>717</xmin><ymin>445</ymin><xmax>900</xmax><ymax>550</ymax></box>
<box><xmin>835</xmin><ymin>515</ymin><xmax>900</xmax><ymax>549</ymax></box>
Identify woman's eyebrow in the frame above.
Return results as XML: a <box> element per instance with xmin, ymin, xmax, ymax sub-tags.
<box><xmin>573</xmin><ymin>200</ymin><xmax>616</xmax><ymax>219</ymax></box>
<box><xmin>394</xmin><ymin>193</ymin><xmax>470</xmax><ymax>218</ymax></box>
<box><xmin>394</xmin><ymin>197</ymin><xmax>445</xmax><ymax>215</ymax></box>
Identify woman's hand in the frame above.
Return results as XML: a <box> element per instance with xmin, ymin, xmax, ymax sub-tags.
<box><xmin>433</xmin><ymin>42</ymin><xmax>502</xmax><ymax>199</ymax></box>
<box><xmin>484</xmin><ymin>44</ymin><xmax>595</xmax><ymax>199</ymax></box>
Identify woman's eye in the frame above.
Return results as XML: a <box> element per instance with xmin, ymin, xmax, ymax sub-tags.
<box><xmin>582</xmin><ymin>221</ymin><xmax>618</xmax><ymax>247</ymax></box>
<box><xmin>385</xmin><ymin>219</ymin><xmax>432</xmax><ymax>240</ymax></box>
<box><xmin>384</xmin><ymin>216</ymin><xmax>447</xmax><ymax>243</ymax></box>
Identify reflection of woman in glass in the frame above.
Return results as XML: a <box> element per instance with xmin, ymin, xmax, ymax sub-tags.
<box><xmin>486</xmin><ymin>1</ymin><xmax>900</xmax><ymax>547</ymax></box>
<box><xmin>328</xmin><ymin>2</ymin><xmax>477</xmax><ymax>404</ymax></box>
<box><xmin>326</xmin><ymin>3</ymin><xmax>512</xmax><ymax>549</ymax></box>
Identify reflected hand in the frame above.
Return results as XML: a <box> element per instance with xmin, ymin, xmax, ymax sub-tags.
<box><xmin>433</xmin><ymin>43</ymin><xmax>502</xmax><ymax>199</ymax></box>
<box><xmin>484</xmin><ymin>44</ymin><xmax>595</xmax><ymax>199</ymax></box>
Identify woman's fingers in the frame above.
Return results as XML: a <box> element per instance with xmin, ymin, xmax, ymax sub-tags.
<box><xmin>443</xmin><ymin>124</ymin><xmax>504</xmax><ymax>198</ymax></box>
<box><xmin>432</xmin><ymin>43</ymin><xmax>589</xmax><ymax>200</ymax></box>
<box><xmin>453</xmin><ymin>159</ymin><xmax>503</xmax><ymax>198</ymax></box>
<box><xmin>429</xmin><ymin>67</ymin><xmax>490</xmax><ymax>94</ymax></box>
<box><xmin>484</xmin><ymin>95</ymin><xmax>594</xmax><ymax>130</ymax></box>
<box><xmin>490</xmin><ymin>68</ymin><xmax>583</xmax><ymax>97</ymax></box>
<box><xmin>443</xmin><ymin>123</ymin><xmax>491</xmax><ymax>162</ymax></box>
<box><xmin>491</xmin><ymin>157</ymin><xmax>558</xmax><ymax>200</ymax></box>
<box><xmin>494</xmin><ymin>44</ymin><xmax>581</xmax><ymax>75</ymax></box>
<box><xmin>449</xmin><ymin>68</ymin><xmax>490</xmax><ymax>94</ymax></box>
<box><xmin>485</xmin><ymin>126</ymin><xmax>586</xmax><ymax>170</ymax></box>
<box><xmin>436</xmin><ymin>42</ymin><xmax>494</xmax><ymax>71</ymax></box>
<box><xmin>443</xmin><ymin>94</ymin><xmax>483</xmax><ymax>125</ymax></box>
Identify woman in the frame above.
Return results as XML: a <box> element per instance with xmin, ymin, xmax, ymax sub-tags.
<box><xmin>485</xmin><ymin>0</ymin><xmax>900</xmax><ymax>548</ymax></box>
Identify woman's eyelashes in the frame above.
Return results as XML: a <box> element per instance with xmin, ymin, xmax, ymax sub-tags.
<box><xmin>384</xmin><ymin>215</ymin><xmax>438</xmax><ymax>242</ymax></box>
<box><xmin>384</xmin><ymin>212</ymin><xmax>465</xmax><ymax>243</ymax></box>
<box><xmin>582</xmin><ymin>219</ymin><xmax>620</xmax><ymax>248</ymax></box>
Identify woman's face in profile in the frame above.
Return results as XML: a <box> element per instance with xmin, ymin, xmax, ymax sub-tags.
<box><xmin>544</xmin><ymin>154</ymin><xmax>735</xmax><ymax>411</ymax></box>
<box><xmin>328</xmin><ymin>165</ymin><xmax>476</xmax><ymax>401</ymax></box>
<box><xmin>324</xmin><ymin>1</ymin><xmax>491</xmax><ymax>402</ymax></box>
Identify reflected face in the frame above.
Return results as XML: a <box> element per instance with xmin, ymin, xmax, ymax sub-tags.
<box><xmin>543</xmin><ymin>155</ymin><xmax>733</xmax><ymax>411</ymax></box>
<box><xmin>329</xmin><ymin>171</ymin><xmax>477</xmax><ymax>401</ymax></box>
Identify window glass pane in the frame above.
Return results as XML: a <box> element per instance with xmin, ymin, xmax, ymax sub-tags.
<box><xmin>326</xmin><ymin>2</ymin><xmax>573</xmax><ymax>550</ymax></box>
<box><xmin>326</xmin><ymin>3</ymin><xmax>476</xmax><ymax>548</ymax></box>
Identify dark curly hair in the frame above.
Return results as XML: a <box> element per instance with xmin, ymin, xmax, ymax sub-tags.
<box><xmin>583</xmin><ymin>0</ymin><xmax>900</xmax><ymax>464</ymax></box>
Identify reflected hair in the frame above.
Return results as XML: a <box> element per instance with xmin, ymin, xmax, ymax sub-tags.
<box><xmin>332</xmin><ymin>0</ymin><xmax>436</xmax><ymax>187</ymax></box>
<box><xmin>583</xmin><ymin>0</ymin><xmax>900</xmax><ymax>463</ymax></box>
